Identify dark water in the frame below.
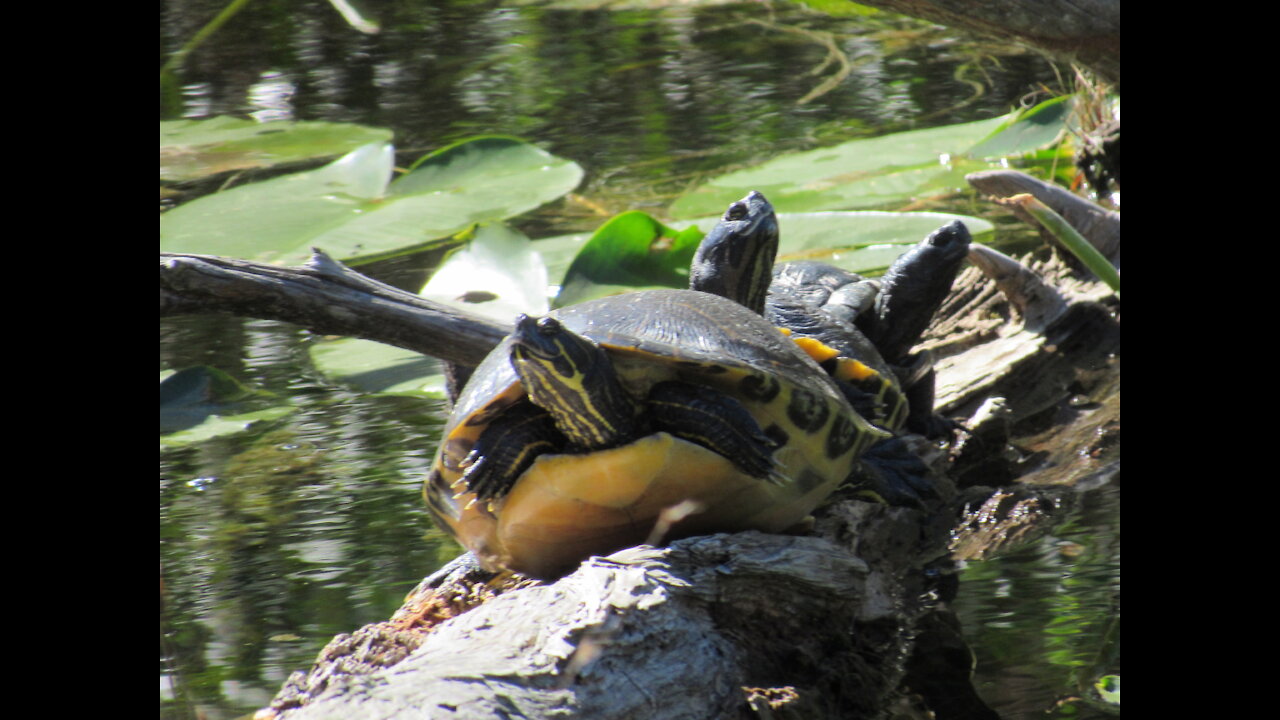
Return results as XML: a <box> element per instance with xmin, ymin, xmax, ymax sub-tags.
<box><xmin>160</xmin><ymin>1</ymin><xmax>1115</xmax><ymax>717</ymax></box>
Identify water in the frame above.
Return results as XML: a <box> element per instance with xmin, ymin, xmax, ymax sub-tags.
<box><xmin>956</xmin><ymin>482</ymin><xmax>1120</xmax><ymax>718</ymax></box>
<box><xmin>160</xmin><ymin>2</ymin><xmax>1114</xmax><ymax>717</ymax></box>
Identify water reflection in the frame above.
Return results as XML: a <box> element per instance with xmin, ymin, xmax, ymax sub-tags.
<box><xmin>956</xmin><ymin>482</ymin><xmax>1120</xmax><ymax>718</ymax></box>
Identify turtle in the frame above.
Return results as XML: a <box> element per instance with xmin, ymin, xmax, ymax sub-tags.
<box><xmin>690</xmin><ymin>190</ymin><xmax>971</xmax><ymax>439</ymax></box>
<box><xmin>425</xmin><ymin>289</ymin><xmax>888</xmax><ymax>580</ymax></box>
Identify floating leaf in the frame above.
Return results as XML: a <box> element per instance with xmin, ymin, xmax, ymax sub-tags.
<box><xmin>160</xmin><ymin>136</ymin><xmax>584</xmax><ymax>266</ymax></box>
<box><xmin>554</xmin><ymin>212</ymin><xmax>705</xmax><ymax>307</ymax></box>
<box><xmin>670</xmin><ymin>115</ymin><xmax>1008</xmax><ymax>218</ymax></box>
<box><xmin>670</xmin><ymin>102</ymin><xmax>1074</xmax><ymax>219</ymax></box>
<box><xmin>421</xmin><ymin>223</ymin><xmax>551</xmax><ymax>323</ymax></box>
<box><xmin>160</xmin><ymin>117</ymin><xmax>393</xmax><ymax>182</ymax></box>
<box><xmin>968</xmin><ymin>96</ymin><xmax>1074</xmax><ymax>158</ymax></box>
<box><xmin>160</xmin><ymin>142</ymin><xmax>394</xmax><ymax>264</ymax></box>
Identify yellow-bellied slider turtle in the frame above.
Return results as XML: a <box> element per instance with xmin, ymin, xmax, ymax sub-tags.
<box><xmin>690</xmin><ymin>191</ymin><xmax>970</xmax><ymax>438</ymax></box>
<box><xmin>425</xmin><ymin>290</ymin><xmax>886</xmax><ymax>580</ymax></box>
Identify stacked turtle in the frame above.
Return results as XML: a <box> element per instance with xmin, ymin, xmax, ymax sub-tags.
<box><xmin>690</xmin><ymin>190</ymin><xmax>970</xmax><ymax>505</ymax></box>
<box><xmin>424</xmin><ymin>191</ymin><xmax>967</xmax><ymax>579</ymax></box>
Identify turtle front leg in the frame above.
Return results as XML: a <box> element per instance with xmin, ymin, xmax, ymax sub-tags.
<box><xmin>461</xmin><ymin>400</ymin><xmax>565</xmax><ymax>503</ymax></box>
<box><xmin>646</xmin><ymin>381</ymin><xmax>780</xmax><ymax>481</ymax></box>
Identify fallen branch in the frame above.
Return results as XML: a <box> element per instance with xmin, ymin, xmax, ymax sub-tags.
<box><xmin>160</xmin><ymin>249</ymin><xmax>507</xmax><ymax>370</ymax></box>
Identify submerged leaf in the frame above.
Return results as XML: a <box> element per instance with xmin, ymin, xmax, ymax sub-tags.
<box><xmin>160</xmin><ymin>366</ymin><xmax>292</xmax><ymax>444</ymax></box>
<box><xmin>310</xmin><ymin>338</ymin><xmax>447</xmax><ymax>396</ymax></box>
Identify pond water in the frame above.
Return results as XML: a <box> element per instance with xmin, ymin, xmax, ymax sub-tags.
<box><xmin>160</xmin><ymin>1</ymin><xmax>1117</xmax><ymax>718</ymax></box>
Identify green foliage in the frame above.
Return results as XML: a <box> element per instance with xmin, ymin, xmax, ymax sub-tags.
<box><xmin>160</xmin><ymin>117</ymin><xmax>393</xmax><ymax>182</ymax></box>
<box><xmin>555</xmin><ymin>211</ymin><xmax>706</xmax><ymax>307</ymax></box>
<box><xmin>1010</xmin><ymin>193</ymin><xmax>1119</xmax><ymax>297</ymax></box>
<box><xmin>669</xmin><ymin>97</ymin><xmax>1074</xmax><ymax>219</ymax></box>
<box><xmin>160</xmin><ymin>133</ymin><xmax>584</xmax><ymax>267</ymax></box>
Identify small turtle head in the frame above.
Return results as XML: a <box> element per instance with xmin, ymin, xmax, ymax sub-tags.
<box><xmin>690</xmin><ymin>190</ymin><xmax>779</xmax><ymax>315</ymax></box>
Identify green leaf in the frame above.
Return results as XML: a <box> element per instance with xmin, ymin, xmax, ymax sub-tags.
<box><xmin>554</xmin><ymin>211</ymin><xmax>705</xmax><ymax>307</ymax></box>
<box><xmin>160</xmin><ymin>142</ymin><xmax>395</xmax><ymax>263</ymax></box>
<box><xmin>669</xmin><ymin>114</ymin><xmax>1010</xmax><ymax>218</ymax></box>
<box><xmin>160</xmin><ymin>117</ymin><xmax>393</xmax><ymax>182</ymax></box>
<box><xmin>420</xmin><ymin>223</ymin><xmax>551</xmax><ymax>323</ymax></box>
<box><xmin>968</xmin><ymin>96</ymin><xmax>1074</xmax><ymax>158</ymax></box>
<box><xmin>159</xmin><ymin>136</ymin><xmax>584</xmax><ymax>267</ymax></box>
<box><xmin>310</xmin><ymin>338</ymin><xmax>447</xmax><ymax>396</ymax></box>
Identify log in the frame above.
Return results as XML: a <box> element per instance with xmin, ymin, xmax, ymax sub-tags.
<box><xmin>160</xmin><ymin>250</ymin><xmax>507</xmax><ymax>370</ymax></box>
<box><xmin>845</xmin><ymin>0</ymin><xmax>1121</xmax><ymax>86</ymax></box>
<box><xmin>259</xmin><ymin>505</ymin><xmax>964</xmax><ymax>720</ymax></box>
<box><xmin>966</xmin><ymin>170</ymin><xmax>1120</xmax><ymax>264</ymax></box>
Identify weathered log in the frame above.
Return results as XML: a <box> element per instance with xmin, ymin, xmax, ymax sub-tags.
<box><xmin>846</xmin><ymin>0</ymin><xmax>1120</xmax><ymax>86</ymax></box>
<box><xmin>160</xmin><ymin>250</ymin><xmax>507</xmax><ymax>370</ymax></box>
<box><xmin>966</xmin><ymin>170</ymin><xmax>1120</xmax><ymax>264</ymax></box>
<box><xmin>259</xmin><ymin>502</ymin><xmax>964</xmax><ymax>720</ymax></box>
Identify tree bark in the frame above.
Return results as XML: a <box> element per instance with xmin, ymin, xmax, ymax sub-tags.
<box><xmin>850</xmin><ymin>0</ymin><xmax>1120</xmax><ymax>86</ymax></box>
<box><xmin>160</xmin><ymin>250</ymin><xmax>508</xmax><ymax>370</ymax></box>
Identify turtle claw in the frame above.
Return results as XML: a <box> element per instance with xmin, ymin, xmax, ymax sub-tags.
<box><xmin>854</xmin><ymin>435</ymin><xmax>950</xmax><ymax>509</ymax></box>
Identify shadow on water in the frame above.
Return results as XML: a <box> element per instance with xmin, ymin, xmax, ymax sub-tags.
<box><xmin>160</xmin><ymin>1</ymin><xmax>1112</xmax><ymax>718</ymax></box>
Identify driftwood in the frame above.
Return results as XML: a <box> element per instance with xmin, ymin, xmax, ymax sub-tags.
<box><xmin>846</xmin><ymin>0</ymin><xmax>1120</xmax><ymax>86</ymax></box>
<box><xmin>967</xmin><ymin>170</ymin><xmax>1120</xmax><ymax>265</ymax></box>
<box><xmin>260</xmin><ymin>515</ymin><xmax>958</xmax><ymax>720</ymax></box>
<box><xmin>162</xmin><ymin>203</ymin><xmax>1118</xmax><ymax>718</ymax></box>
<box><xmin>160</xmin><ymin>250</ymin><xmax>507</xmax><ymax>370</ymax></box>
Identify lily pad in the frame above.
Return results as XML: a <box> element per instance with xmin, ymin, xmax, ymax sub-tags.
<box><xmin>968</xmin><ymin>96</ymin><xmax>1074</xmax><ymax>158</ymax></box>
<box><xmin>670</xmin><ymin>100</ymin><xmax>1073</xmax><ymax>219</ymax></box>
<box><xmin>554</xmin><ymin>211</ymin><xmax>705</xmax><ymax>307</ymax></box>
<box><xmin>420</xmin><ymin>223</ymin><xmax>551</xmax><ymax>323</ymax></box>
<box><xmin>160</xmin><ymin>117</ymin><xmax>393</xmax><ymax>182</ymax></box>
<box><xmin>160</xmin><ymin>136</ymin><xmax>584</xmax><ymax>267</ymax></box>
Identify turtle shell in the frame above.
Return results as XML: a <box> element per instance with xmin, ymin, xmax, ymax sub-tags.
<box><xmin>425</xmin><ymin>289</ymin><xmax>887</xmax><ymax>579</ymax></box>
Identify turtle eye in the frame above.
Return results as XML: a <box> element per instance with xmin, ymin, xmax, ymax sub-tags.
<box><xmin>536</xmin><ymin>317</ymin><xmax>562</xmax><ymax>335</ymax></box>
<box><xmin>725</xmin><ymin>201</ymin><xmax>748</xmax><ymax>221</ymax></box>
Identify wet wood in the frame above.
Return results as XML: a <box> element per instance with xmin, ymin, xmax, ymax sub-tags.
<box><xmin>160</xmin><ymin>250</ymin><xmax>507</xmax><ymax>370</ymax></box>
<box><xmin>847</xmin><ymin>0</ymin><xmax>1120</xmax><ymax>85</ymax></box>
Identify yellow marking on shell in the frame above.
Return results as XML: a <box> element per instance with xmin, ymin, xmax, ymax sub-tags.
<box><xmin>833</xmin><ymin>358</ymin><xmax>877</xmax><ymax>382</ymax></box>
<box><xmin>791</xmin><ymin>336</ymin><xmax>841</xmax><ymax>364</ymax></box>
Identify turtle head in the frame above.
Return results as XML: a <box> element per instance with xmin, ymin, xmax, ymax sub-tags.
<box><xmin>867</xmin><ymin>220</ymin><xmax>972</xmax><ymax>361</ymax></box>
<box><xmin>690</xmin><ymin>190</ymin><xmax>779</xmax><ymax>315</ymax></box>
<box><xmin>510</xmin><ymin>314</ymin><xmax>635</xmax><ymax>449</ymax></box>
